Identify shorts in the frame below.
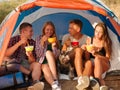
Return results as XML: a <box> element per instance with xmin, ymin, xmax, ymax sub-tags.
<box><xmin>42</xmin><ymin>44</ymin><xmax>52</xmax><ymax>64</ymax></box>
<box><xmin>42</xmin><ymin>57</ymin><xmax>48</xmax><ymax>64</ymax></box>
<box><xmin>21</xmin><ymin>59</ymin><xmax>30</xmax><ymax>69</ymax></box>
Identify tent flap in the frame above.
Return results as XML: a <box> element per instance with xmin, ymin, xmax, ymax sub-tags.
<box><xmin>0</xmin><ymin>11</ymin><xmax>20</xmax><ymax>65</ymax></box>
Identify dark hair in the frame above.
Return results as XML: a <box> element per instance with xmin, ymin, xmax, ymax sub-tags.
<box><xmin>69</xmin><ymin>19</ymin><xmax>83</xmax><ymax>30</ymax></box>
<box><xmin>19</xmin><ymin>22</ymin><xmax>32</xmax><ymax>33</ymax></box>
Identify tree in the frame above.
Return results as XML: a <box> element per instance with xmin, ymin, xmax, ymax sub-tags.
<box><xmin>0</xmin><ymin>0</ymin><xmax>27</xmax><ymax>24</ymax></box>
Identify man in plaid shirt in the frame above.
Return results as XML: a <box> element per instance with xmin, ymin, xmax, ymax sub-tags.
<box><xmin>5</xmin><ymin>22</ymin><xmax>44</xmax><ymax>90</ymax></box>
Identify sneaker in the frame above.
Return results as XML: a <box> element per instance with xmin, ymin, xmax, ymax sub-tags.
<box><xmin>28</xmin><ymin>82</ymin><xmax>44</xmax><ymax>90</ymax></box>
<box><xmin>28</xmin><ymin>86</ymin><xmax>34</xmax><ymax>90</ymax></box>
<box><xmin>76</xmin><ymin>76</ymin><xmax>90</xmax><ymax>90</ymax></box>
<box><xmin>100</xmin><ymin>85</ymin><xmax>109</xmax><ymax>90</ymax></box>
<box><xmin>90</xmin><ymin>77</ymin><xmax>100</xmax><ymax>90</ymax></box>
<box><xmin>52</xmin><ymin>81</ymin><xmax>61</xmax><ymax>90</ymax></box>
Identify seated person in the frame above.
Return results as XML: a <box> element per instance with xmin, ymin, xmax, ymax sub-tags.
<box><xmin>4</xmin><ymin>22</ymin><xmax>44</xmax><ymax>90</ymax></box>
<box><xmin>35</xmin><ymin>21</ymin><xmax>61</xmax><ymax>90</ymax></box>
<box><xmin>82</xmin><ymin>22</ymin><xmax>112</xmax><ymax>90</ymax></box>
<box><xmin>60</xmin><ymin>19</ymin><xmax>93</xmax><ymax>90</ymax></box>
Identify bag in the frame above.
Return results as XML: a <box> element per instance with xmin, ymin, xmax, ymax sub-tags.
<box><xmin>0</xmin><ymin>72</ymin><xmax>24</xmax><ymax>89</ymax></box>
<box><xmin>0</xmin><ymin>59</ymin><xmax>20</xmax><ymax>76</ymax></box>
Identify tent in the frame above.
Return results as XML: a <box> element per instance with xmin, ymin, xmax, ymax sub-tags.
<box><xmin>0</xmin><ymin>0</ymin><xmax>120</xmax><ymax>72</ymax></box>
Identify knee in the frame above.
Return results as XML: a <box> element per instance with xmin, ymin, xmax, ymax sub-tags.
<box><xmin>94</xmin><ymin>56</ymin><xmax>101</xmax><ymax>64</ymax></box>
<box><xmin>46</xmin><ymin>50</ymin><xmax>52</xmax><ymax>54</ymax></box>
<box><xmin>36</xmin><ymin>62</ymin><xmax>41</xmax><ymax>67</ymax></box>
<box><xmin>46</xmin><ymin>50</ymin><xmax>53</xmax><ymax>56</ymax></box>
<box><xmin>85</xmin><ymin>60</ymin><xmax>93</xmax><ymax>68</ymax></box>
<box><xmin>32</xmin><ymin>62</ymin><xmax>41</xmax><ymax>69</ymax></box>
<box><xmin>75</xmin><ymin>48</ymin><xmax>83</xmax><ymax>54</ymax></box>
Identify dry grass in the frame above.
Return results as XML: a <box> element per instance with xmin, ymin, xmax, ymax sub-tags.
<box><xmin>102</xmin><ymin>0</ymin><xmax>120</xmax><ymax>19</ymax></box>
<box><xmin>0</xmin><ymin>0</ymin><xmax>27</xmax><ymax>23</ymax></box>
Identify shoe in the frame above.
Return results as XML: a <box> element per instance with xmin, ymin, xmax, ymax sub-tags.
<box><xmin>52</xmin><ymin>81</ymin><xmax>61</xmax><ymax>90</ymax></box>
<box><xmin>100</xmin><ymin>85</ymin><xmax>109</xmax><ymax>90</ymax></box>
<box><xmin>28</xmin><ymin>86</ymin><xmax>34</xmax><ymax>90</ymax></box>
<box><xmin>90</xmin><ymin>77</ymin><xmax>100</xmax><ymax>90</ymax></box>
<box><xmin>76</xmin><ymin>76</ymin><xmax>90</xmax><ymax>90</ymax></box>
<box><xmin>28</xmin><ymin>82</ymin><xmax>44</xmax><ymax>90</ymax></box>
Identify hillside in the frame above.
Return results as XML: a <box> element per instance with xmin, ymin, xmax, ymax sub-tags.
<box><xmin>0</xmin><ymin>0</ymin><xmax>120</xmax><ymax>24</ymax></box>
<box><xmin>102</xmin><ymin>0</ymin><xmax>120</xmax><ymax>19</ymax></box>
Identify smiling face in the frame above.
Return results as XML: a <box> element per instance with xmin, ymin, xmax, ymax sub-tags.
<box><xmin>44</xmin><ymin>24</ymin><xmax>54</xmax><ymax>37</ymax></box>
<box><xmin>42</xmin><ymin>21</ymin><xmax>55</xmax><ymax>37</ymax></box>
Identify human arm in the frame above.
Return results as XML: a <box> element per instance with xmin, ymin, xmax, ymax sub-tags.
<box><xmin>35</xmin><ymin>36</ymin><xmax>47</xmax><ymax>59</ymax></box>
<box><xmin>26</xmin><ymin>51</ymin><xmax>35</xmax><ymax>63</ymax></box>
<box><xmin>5</xmin><ymin>36</ymin><xmax>28</xmax><ymax>57</ymax></box>
<box><xmin>81</xmin><ymin>36</ymin><xmax>92</xmax><ymax>60</ymax></box>
<box><xmin>40</xmin><ymin>35</ymin><xmax>48</xmax><ymax>47</ymax></box>
<box><xmin>104</xmin><ymin>44</ymin><xmax>111</xmax><ymax>60</ymax></box>
<box><xmin>61</xmin><ymin>38</ymin><xmax>71</xmax><ymax>51</ymax></box>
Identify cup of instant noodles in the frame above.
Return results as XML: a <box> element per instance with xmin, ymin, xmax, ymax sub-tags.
<box><xmin>86</xmin><ymin>44</ymin><xmax>94</xmax><ymax>52</ymax></box>
<box><xmin>48</xmin><ymin>37</ymin><xmax>56</xmax><ymax>43</ymax></box>
<box><xmin>25</xmin><ymin>45</ymin><xmax>34</xmax><ymax>52</ymax></box>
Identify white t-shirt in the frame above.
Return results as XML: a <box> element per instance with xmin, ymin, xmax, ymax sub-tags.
<box><xmin>62</xmin><ymin>34</ymin><xmax>87</xmax><ymax>46</ymax></box>
<box><xmin>62</xmin><ymin>34</ymin><xmax>87</xmax><ymax>51</ymax></box>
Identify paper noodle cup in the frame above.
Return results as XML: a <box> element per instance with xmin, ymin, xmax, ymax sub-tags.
<box><xmin>25</xmin><ymin>46</ymin><xmax>34</xmax><ymax>52</ymax></box>
<box><xmin>86</xmin><ymin>44</ymin><xmax>94</xmax><ymax>52</ymax></box>
<box><xmin>48</xmin><ymin>37</ymin><xmax>56</xmax><ymax>43</ymax></box>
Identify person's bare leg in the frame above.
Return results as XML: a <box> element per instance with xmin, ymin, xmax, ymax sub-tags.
<box><xmin>28</xmin><ymin>63</ymin><xmax>43</xmax><ymax>90</ymax></box>
<box><xmin>46</xmin><ymin>51</ymin><xmax>58</xmax><ymax>80</ymax></box>
<box><xmin>75</xmin><ymin>48</ymin><xmax>90</xmax><ymax>90</ymax></box>
<box><xmin>42</xmin><ymin>64</ymin><xmax>54</xmax><ymax>85</ymax></box>
<box><xmin>94</xmin><ymin>56</ymin><xmax>110</xmax><ymax>85</ymax></box>
<box><xmin>74</xmin><ymin>48</ymin><xmax>84</xmax><ymax>76</ymax></box>
<box><xmin>83</xmin><ymin>60</ymin><xmax>93</xmax><ymax>76</ymax></box>
<box><xmin>19</xmin><ymin>65</ymin><xmax>30</xmax><ymax>75</ymax></box>
<box><xmin>30</xmin><ymin>62</ymin><xmax>41</xmax><ymax>81</ymax></box>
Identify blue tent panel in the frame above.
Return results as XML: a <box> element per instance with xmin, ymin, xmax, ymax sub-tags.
<box><xmin>32</xmin><ymin>13</ymin><xmax>94</xmax><ymax>39</ymax></box>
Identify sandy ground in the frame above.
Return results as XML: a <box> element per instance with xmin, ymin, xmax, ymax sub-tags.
<box><xmin>3</xmin><ymin>70</ymin><xmax>119</xmax><ymax>90</ymax></box>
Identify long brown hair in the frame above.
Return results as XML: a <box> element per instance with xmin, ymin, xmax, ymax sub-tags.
<box><xmin>41</xmin><ymin>21</ymin><xmax>60</xmax><ymax>48</ymax></box>
<box><xmin>95</xmin><ymin>22</ymin><xmax>112</xmax><ymax>57</ymax></box>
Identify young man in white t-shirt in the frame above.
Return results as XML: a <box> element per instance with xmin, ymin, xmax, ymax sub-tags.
<box><xmin>60</xmin><ymin>19</ymin><xmax>93</xmax><ymax>90</ymax></box>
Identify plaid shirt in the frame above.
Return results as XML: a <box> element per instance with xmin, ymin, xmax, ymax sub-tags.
<box><xmin>35</xmin><ymin>35</ymin><xmax>60</xmax><ymax>63</ymax></box>
<box><xmin>8</xmin><ymin>35</ymin><xmax>36</xmax><ymax>63</ymax></box>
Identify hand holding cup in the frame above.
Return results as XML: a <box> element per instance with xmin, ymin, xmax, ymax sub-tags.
<box><xmin>86</xmin><ymin>44</ymin><xmax>95</xmax><ymax>53</ymax></box>
<box><xmin>25</xmin><ymin>45</ymin><xmax>34</xmax><ymax>52</ymax></box>
<box><xmin>71</xmin><ymin>39</ymin><xmax>79</xmax><ymax>47</ymax></box>
<box><xmin>25</xmin><ymin>45</ymin><xmax>34</xmax><ymax>57</ymax></box>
